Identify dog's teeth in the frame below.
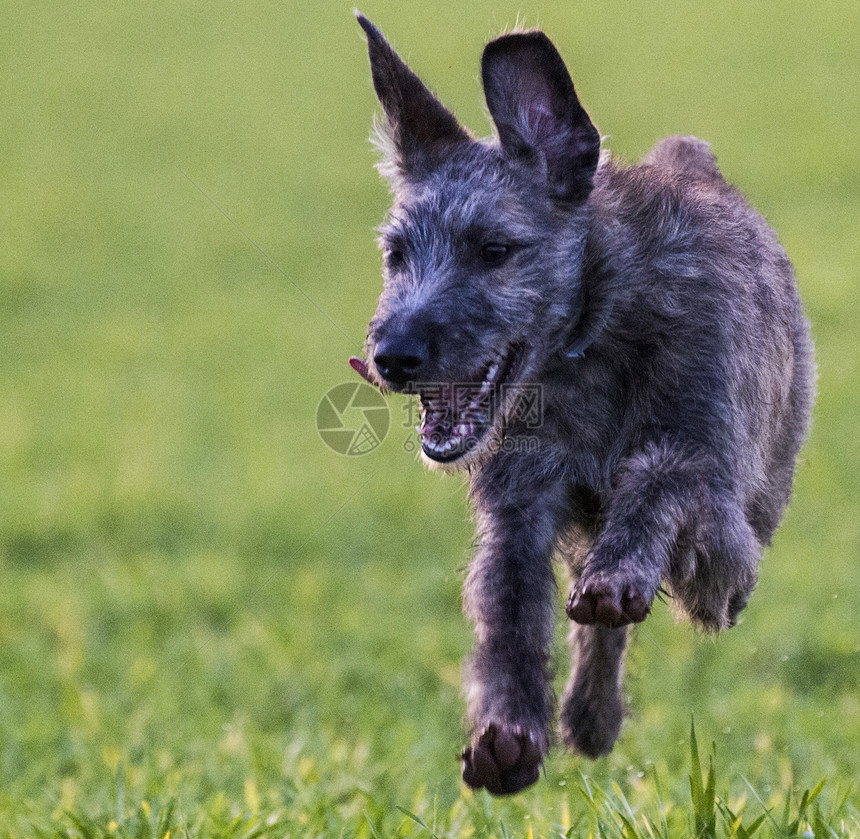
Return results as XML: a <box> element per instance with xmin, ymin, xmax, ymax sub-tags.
<box><xmin>418</xmin><ymin>344</ymin><xmax>517</xmax><ymax>461</ymax></box>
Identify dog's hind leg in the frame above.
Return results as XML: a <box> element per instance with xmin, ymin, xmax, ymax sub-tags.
<box><xmin>560</xmin><ymin>623</ymin><xmax>628</xmax><ymax>757</ymax></box>
<box><xmin>461</xmin><ymin>454</ymin><xmax>568</xmax><ymax>795</ymax></box>
<box><xmin>667</xmin><ymin>494</ymin><xmax>760</xmax><ymax>631</ymax></box>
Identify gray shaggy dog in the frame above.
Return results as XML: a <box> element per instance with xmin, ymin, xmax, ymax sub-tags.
<box><xmin>350</xmin><ymin>14</ymin><xmax>814</xmax><ymax>795</ymax></box>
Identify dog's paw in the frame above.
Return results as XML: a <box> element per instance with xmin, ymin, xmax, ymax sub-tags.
<box><xmin>566</xmin><ymin>573</ymin><xmax>652</xmax><ymax>627</ymax></box>
<box><xmin>560</xmin><ymin>683</ymin><xmax>623</xmax><ymax>758</ymax></box>
<box><xmin>461</xmin><ymin>723</ymin><xmax>544</xmax><ymax>795</ymax></box>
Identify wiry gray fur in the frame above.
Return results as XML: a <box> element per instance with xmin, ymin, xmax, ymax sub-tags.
<box><xmin>353</xmin><ymin>13</ymin><xmax>814</xmax><ymax>796</ymax></box>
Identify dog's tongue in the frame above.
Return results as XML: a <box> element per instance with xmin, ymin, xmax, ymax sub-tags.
<box><xmin>349</xmin><ymin>356</ymin><xmax>373</xmax><ymax>384</ymax></box>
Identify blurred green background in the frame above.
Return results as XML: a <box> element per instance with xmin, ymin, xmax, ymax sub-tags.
<box><xmin>1</xmin><ymin>0</ymin><xmax>858</xmax><ymax>834</ymax></box>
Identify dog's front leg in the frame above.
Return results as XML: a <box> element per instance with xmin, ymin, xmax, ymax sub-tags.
<box><xmin>567</xmin><ymin>440</ymin><xmax>705</xmax><ymax>627</ymax></box>
<box><xmin>460</xmin><ymin>455</ymin><xmax>567</xmax><ymax>795</ymax></box>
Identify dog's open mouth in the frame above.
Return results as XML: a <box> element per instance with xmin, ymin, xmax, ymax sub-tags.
<box><xmin>417</xmin><ymin>343</ymin><xmax>524</xmax><ymax>463</ymax></box>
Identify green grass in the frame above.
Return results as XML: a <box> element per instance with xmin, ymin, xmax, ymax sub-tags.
<box><xmin>1</xmin><ymin>0</ymin><xmax>858</xmax><ymax>835</ymax></box>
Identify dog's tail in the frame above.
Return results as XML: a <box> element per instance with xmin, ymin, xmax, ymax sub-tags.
<box><xmin>642</xmin><ymin>135</ymin><xmax>722</xmax><ymax>181</ymax></box>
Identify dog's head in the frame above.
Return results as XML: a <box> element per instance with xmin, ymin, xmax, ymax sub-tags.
<box><xmin>355</xmin><ymin>14</ymin><xmax>600</xmax><ymax>469</ymax></box>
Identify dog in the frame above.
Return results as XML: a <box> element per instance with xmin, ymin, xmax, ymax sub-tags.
<box><xmin>350</xmin><ymin>14</ymin><xmax>814</xmax><ymax>795</ymax></box>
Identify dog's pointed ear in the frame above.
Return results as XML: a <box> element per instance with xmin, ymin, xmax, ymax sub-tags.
<box><xmin>356</xmin><ymin>13</ymin><xmax>470</xmax><ymax>181</ymax></box>
<box><xmin>482</xmin><ymin>31</ymin><xmax>600</xmax><ymax>202</ymax></box>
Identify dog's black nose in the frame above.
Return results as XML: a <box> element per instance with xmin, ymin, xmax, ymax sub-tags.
<box><xmin>374</xmin><ymin>333</ymin><xmax>428</xmax><ymax>386</ymax></box>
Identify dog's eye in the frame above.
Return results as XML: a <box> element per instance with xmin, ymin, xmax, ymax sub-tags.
<box><xmin>480</xmin><ymin>243</ymin><xmax>510</xmax><ymax>264</ymax></box>
<box><xmin>386</xmin><ymin>249</ymin><xmax>406</xmax><ymax>269</ymax></box>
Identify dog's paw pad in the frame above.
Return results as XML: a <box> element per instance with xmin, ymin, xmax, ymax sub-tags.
<box><xmin>567</xmin><ymin>578</ymin><xmax>652</xmax><ymax>627</ymax></box>
<box><xmin>461</xmin><ymin>724</ymin><xmax>543</xmax><ymax>795</ymax></box>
